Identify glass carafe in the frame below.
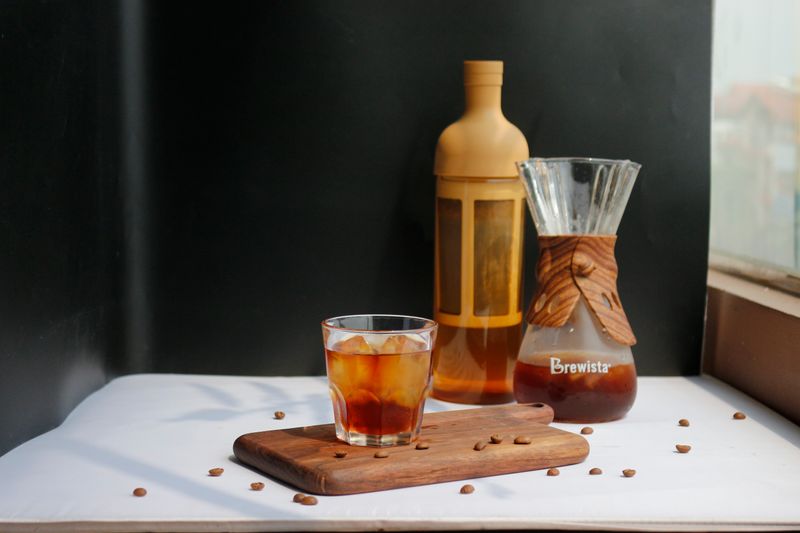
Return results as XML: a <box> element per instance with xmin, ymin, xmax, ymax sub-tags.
<box><xmin>514</xmin><ymin>158</ymin><xmax>641</xmax><ymax>422</ymax></box>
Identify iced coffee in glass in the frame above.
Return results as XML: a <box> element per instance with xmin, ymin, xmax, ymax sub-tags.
<box><xmin>321</xmin><ymin>315</ymin><xmax>437</xmax><ymax>446</ymax></box>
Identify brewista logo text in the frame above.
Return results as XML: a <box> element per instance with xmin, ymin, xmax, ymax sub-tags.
<box><xmin>550</xmin><ymin>357</ymin><xmax>610</xmax><ymax>374</ymax></box>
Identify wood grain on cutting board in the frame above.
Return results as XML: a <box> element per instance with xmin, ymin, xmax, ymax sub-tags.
<box><xmin>234</xmin><ymin>403</ymin><xmax>589</xmax><ymax>495</ymax></box>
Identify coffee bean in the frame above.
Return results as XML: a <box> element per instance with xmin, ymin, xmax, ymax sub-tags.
<box><xmin>208</xmin><ymin>468</ymin><xmax>224</xmax><ymax>477</ymax></box>
<box><xmin>132</xmin><ymin>487</ymin><xmax>147</xmax><ymax>497</ymax></box>
<box><xmin>622</xmin><ymin>469</ymin><xmax>637</xmax><ymax>477</ymax></box>
<box><xmin>460</xmin><ymin>484</ymin><xmax>475</xmax><ymax>494</ymax></box>
<box><xmin>293</xmin><ymin>493</ymin><xmax>306</xmax><ymax>503</ymax></box>
<box><xmin>374</xmin><ymin>450</ymin><xmax>389</xmax><ymax>458</ymax></box>
<box><xmin>678</xmin><ymin>418</ymin><xmax>690</xmax><ymax>427</ymax></box>
<box><xmin>415</xmin><ymin>442</ymin><xmax>430</xmax><ymax>450</ymax></box>
<box><xmin>514</xmin><ymin>436</ymin><xmax>532</xmax><ymax>445</ymax></box>
<box><xmin>274</xmin><ymin>411</ymin><xmax>285</xmax><ymax>420</ymax></box>
<box><xmin>473</xmin><ymin>441</ymin><xmax>487</xmax><ymax>451</ymax></box>
<box><xmin>733</xmin><ymin>411</ymin><xmax>746</xmax><ymax>420</ymax></box>
<box><xmin>250</xmin><ymin>482</ymin><xmax>265</xmax><ymax>491</ymax></box>
<box><xmin>334</xmin><ymin>451</ymin><xmax>348</xmax><ymax>458</ymax></box>
<box><xmin>589</xmin><ymin>468</ymin><xmax>603</xmax><ymax>475</ymax></box>
<box><xmin>675</xmin><ymin>444</ymin><xmax>691</xmax><ymax>453</ymax></box>
<box><xmin>580</xmin><ymin>427</ymin><xmax>593</xmax><ymax>435</ymax></box>
<box><xmin>490</xmin><ymin>434</ymin><xmax>503</xmax><ymax>444</ymax></box>
<box><xmin>547</xmin><ymin>468</ymin><xmax>560</xmax><ymax>477</ymax></box>
<box><xmin>300</xmin><ymin>495</ymin><xmax>318</xmax><ymax>506</ymax></box>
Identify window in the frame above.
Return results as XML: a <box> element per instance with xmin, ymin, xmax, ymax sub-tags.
<box><xmin>704</xmin><ymin>0</ymin><xmax>800</xmax><ymax>425</ymax></box>
<box><xmin>710</xmin><ymin>0</ymin><xmax>800</xmax><ymax>287</ymax></box>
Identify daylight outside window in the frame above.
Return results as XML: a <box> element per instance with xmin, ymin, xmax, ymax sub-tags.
<box><xmin>710</xmin><ymin>0</ymin><xmax>800</xmax><ymax>288</ymax></box>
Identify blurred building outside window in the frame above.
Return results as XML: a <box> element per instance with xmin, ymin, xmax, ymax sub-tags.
<box><xmin>711</xmin><ymin>0</ymin><xmax>800</xmax><ymax>292</ymax></box>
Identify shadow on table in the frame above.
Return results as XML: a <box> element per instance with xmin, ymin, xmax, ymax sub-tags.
<box><xmin>160</xmin><ymin>378</ymin><xmax>331</xmax><ymax>424</ymax></box>
<box><xmin>57</xmin><ymin>437</ymin><xmax>302</xmax><ymax>518</ymax></box>
<box><xmin>165</xmin><ymin>377</ymin><xmax>477</xmax><ymax>426</ymax></box>
<box><xmin>686</xmin><ymin>375</ymin><xmax>800</xmax><ymax>450</ymax></box>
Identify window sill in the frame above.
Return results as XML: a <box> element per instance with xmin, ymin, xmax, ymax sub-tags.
<box><xmin>703</xmin><ymin>268</ymin><xmax>800</xmax><ymax>425</ymax></box>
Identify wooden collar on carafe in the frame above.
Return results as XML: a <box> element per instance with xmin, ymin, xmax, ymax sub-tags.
<box><xmin>527</xmin><ymin>235</ymin><xmax>637</xmax><ymax>346</ymax></box>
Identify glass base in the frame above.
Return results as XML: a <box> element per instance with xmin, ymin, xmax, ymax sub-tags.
<box><xmin>336</xmin><ymin>428</ymin><xmax>416</xmax><ymax>447</ymax></box>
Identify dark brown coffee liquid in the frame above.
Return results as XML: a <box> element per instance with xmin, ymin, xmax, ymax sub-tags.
<box><xmin>432</xmin><ymin>323</ymin><xmax>520</xmax><ymax>404</ymax></box>
<box><xmin>513</xmin><ymin>354</ymin><xmax>636</xmax><ymax>422</ymax></box>
<box><xmin>326</xmin><ymin>343</ymin><xmax>430</xmax><ymax>436</ymax></box>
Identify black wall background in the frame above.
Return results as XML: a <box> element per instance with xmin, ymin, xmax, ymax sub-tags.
<box><xmin>0</xmin><ymin>1</ymin><xmax>122</xmax><ymax>455</ymax></box>
<box><xmin>0</xmin><ymin>0</ymin><xmax>711</xmax><ymax>455</ymax></box>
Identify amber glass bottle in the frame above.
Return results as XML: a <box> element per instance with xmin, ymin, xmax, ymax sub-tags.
<box><xmin>432</xmin><ymin>60</ymin><xmax>529</xmax><ymax>404</ymax></box>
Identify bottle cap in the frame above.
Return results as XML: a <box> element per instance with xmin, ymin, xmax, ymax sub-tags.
<box><xmin>463</xmin><ymin>60</ymin><xmax>503</xmax><ymax>86</ymax></box>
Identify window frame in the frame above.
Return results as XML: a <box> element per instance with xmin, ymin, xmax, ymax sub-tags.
<box><xmin>702</xmin><ymin>266</ymin><xmax>800</xmax><ymax>425</ymax></box>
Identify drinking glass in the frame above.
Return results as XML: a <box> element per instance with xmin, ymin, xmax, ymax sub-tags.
<box><xmin>321</xmin><ymin>314</ymin><xmax>437</xmax><ymax>446</ymax></box>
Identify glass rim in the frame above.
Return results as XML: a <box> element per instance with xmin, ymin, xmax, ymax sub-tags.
<box><xmin>517</xmin><ymin>156</ymin><xmax>642</xmax><ymax>170</ymax></box>
<box><xmin>321</xmin><ymin>314</ymin><xmax>438</xmax><ymax>334</ymax></box>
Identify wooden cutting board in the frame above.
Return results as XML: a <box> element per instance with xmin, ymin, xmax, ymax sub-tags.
<box><xmin>233</xmin><ymin>403</ymin><xmax>589</xmax><ymax>495</ymax></box>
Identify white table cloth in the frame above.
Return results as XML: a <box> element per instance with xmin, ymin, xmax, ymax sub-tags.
<box><xmin>0</xmin><ymin>374</ymin><xmax>798</xmax><ymax>532</ymax></box>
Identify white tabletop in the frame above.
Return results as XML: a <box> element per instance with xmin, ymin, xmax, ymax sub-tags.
<box><xmin>0</xmin><ymin>374</ymin><xmax>798</xmax><ymax>532</ymax></box>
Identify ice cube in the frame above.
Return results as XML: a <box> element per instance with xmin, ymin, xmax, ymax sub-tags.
<box><xmin>325</xmin><ymin>351</ymin><xmax>348</xmax><ymax>383</ymax></box>
<box><xmin>581</xmin><ymin>372</ymin><xmax>604</xmax><ymax>389</ymax></box>
<box><xmin>363</xmin><ymin>334</ymin><xmax>386</xmax><ymax>354</ymax></box>
<box><xmin>385</xmin><ymin>387</ymin><xmax>423</xmax><ymax>409</ymax></box>
<box><xmin>379</xmin><ymin>352</ymin><xmax>430</xmax><ymax>401</ymax></box>
<box><xmin>381</xmin><ymin>334</ymin><xmax>427</xmax><ymax>354</ymax></box>
<box><xmin>335</xmin><ymin>334</ymin><xmax>377</xmax><ymax>355</ymax></box>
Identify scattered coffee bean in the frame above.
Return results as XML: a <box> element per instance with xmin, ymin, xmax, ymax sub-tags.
<box><xmin>622</xmin><ymin>469</ymin><xmax>637</xmax><ymax>477</ymax></box>
<box><xmin>675</xmin><ymin>444</ymin><xmax>691</xmax><ymax>454</ymax></box>
<box><xmin>473</xmin><ymin>441</ymin><xmax>488</xmax><ymax>451</ymax></box>
<box><xmin>547</xmin><ymin>468</ymin><xmax>560</xmax><ymax>477</ymax></box>
<box><xmin>274</xmin><ymin>411</ymin><xmax>285</xmax><ymax>420</ymax></box>
<box><xmin>208</xmin><ymin>468</ymin><xmax>224</xmax><ymax>477</ymax></box>
<box><xmin>589</xmin><ymin>468</ymin><xmax>603</xmax><ymax>475</ymax></box>
<box><xmin>132</xmin><ymin>487</ymin><xmax>147</xmax><ymax>497</ymax></box>
<box><xmin>580</xmin><ymin>427</ymin><xmax>594</xmax><ymax>435</ymax></box>
<box><xmin>415</xmin><ymin>442</ymin><xmax>430</xmax><ymax>450</ymax></box>
<box><xmin>733</xmin><ymin>411</ymin><xmax>746</xmax><ymax>420</ymax></box>
<box><xmin>293</xmin><ymin>493</ymin><xmax>306</xmax><ymax>503</ymax></box>
<box><xmin>678</xmin><ymin>418</ymin><xmax>690</xmax><ymax>427</ymax></box>
<box><xmin>490</xmin><ymin>434</ymin><xmax>503</xmax><ymax>444</ymax></box>
<box><xmin>460</xmin><ymin>484</ymin><xmax>475</xmax><ymax>494</ymax></box>
<box><xmin>334</xmin><ymin>450</ymin><xmax>348</xmax><ymax>458</ymax></box>
<box><xmin>250</xmin><ymin>482</ymin><xmax>265</xmax><ymax>491</ymax></box>
<box><xmin>300</xmin><ymin>495</ymin><xmax>318</xmax><ymax>506</ymax></box>
<box><xmin>374</xmin><ymin>450</ymin><xmax>389</xmax><ymax>458</ymax></box>
<box><xmin>514</xmin><ymin>436</ymin><xmax>532</xmax><ymax>445</ymax></box>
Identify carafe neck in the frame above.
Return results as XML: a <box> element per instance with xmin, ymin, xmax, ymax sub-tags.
<box><xmin>464</xmin><ymin>85</ymin><xmax>502</xmax><ymax>115</ymax></box>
